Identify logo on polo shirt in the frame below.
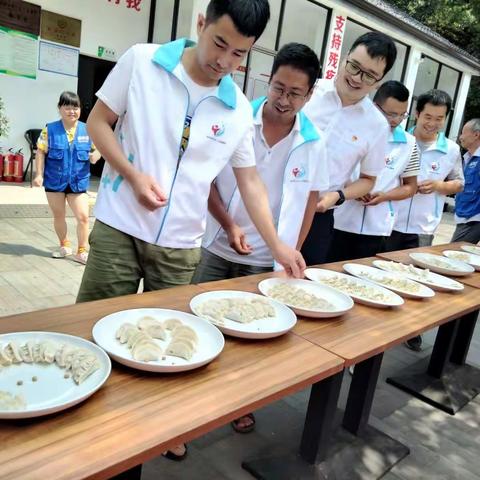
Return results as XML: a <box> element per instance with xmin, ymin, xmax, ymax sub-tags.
<box><xmin>431</xmin><ymin>162</ymin><xmax>439</xmax><ymax>172</ymax></box>
<box><xmin>291</xmin><ymin>165</ymin><xmax>308</xmax><ymax>182</ymax></box>
<box><xmin>207</xmin><ymin>122</ymin><xmax>227</xmax><ymax>144</ymax></box>
<box><xmin>211</xmin><ymin>123</ymin><xmax>225</xmax><ymax>137</ymax></box>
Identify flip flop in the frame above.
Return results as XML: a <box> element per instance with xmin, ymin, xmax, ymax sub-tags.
<box><xmin>231</xmin><ymin>413</ymin><xmax>255</xmax><ymax>434</ymax></box>
<box><xmin>162</xmin><ymin>444</ymin><xmax>188</xmax><ymax>461</ymax></box>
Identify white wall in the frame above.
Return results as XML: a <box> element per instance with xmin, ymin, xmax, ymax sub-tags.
<box><xmin>0</xmin><ymin>0</ymin><xmax>151</xmax><ymax>168</ymax></box>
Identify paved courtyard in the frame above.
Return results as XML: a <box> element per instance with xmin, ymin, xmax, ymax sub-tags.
<box><xmin>0</xmin><ymin>181</ymin><xmax>479</xmax><ymax>480</ymax></box>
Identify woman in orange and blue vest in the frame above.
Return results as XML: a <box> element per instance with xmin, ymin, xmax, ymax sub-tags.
<box><xmin>33</xmin><ymin>91</ymin><xmax>101</xmax><ymax>264</ymax></box>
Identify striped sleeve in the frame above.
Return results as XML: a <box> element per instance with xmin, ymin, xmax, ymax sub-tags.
<box><xmin>401</xmin><ymin>143</ymin><xmax>420</xmax><ymax>178</ymax></box>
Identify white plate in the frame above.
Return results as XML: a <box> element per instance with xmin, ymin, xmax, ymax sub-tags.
<box><xmin>410</xmin><ymin>252</ymin><xmax>474</xmax><ymax>276</ymax></box>
<box><xmin>257</xmin><ymin>278</ymin><xmax>354</xmax><ymax>318</ymax></box>
<box><xmin>461</xmin><ymin>244</ymin><xmax>480</xmax><ymax>256</ymax></box>
<box><xmin>0</xmin><ymin>331</ymin><xmax>111</xmax><ymax>419</ymax></box>
<box><xmin>304</xmin><ymin>268</ymin><xmax>404</xmax><ymax>308</ymax></box>
<box><xmin>372</xmin><ymin>259</ymin><xmax>464</xmax><ymax>293</ymax></box>
<box><xmin>443</xmin><ymin>250</ymin><xmax>480</xmax><ymax>271</ymax></box>
<box><xmin>343</xmin><ymin>263</ymin><xmax>435</xmax><ymax>299</ymax></box>
<box><xmin>92</xmin><ymin>308</ymin><xmax>224</xmax><ymax>372</ymax></box>
<box><xmin>190</xmin><ymin>290</ymin><xmax>297</xmax><ymax>338</ymax></box>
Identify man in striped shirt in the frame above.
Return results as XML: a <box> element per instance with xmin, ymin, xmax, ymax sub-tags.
<box><xmin>331</xmin><ymin>81</ymin><xmax>420</xmax><ymax>261</ymax></box>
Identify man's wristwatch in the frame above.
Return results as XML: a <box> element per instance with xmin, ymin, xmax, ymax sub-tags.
<box><xmin>334</xmin><ymin>190</ymin><xmax>345</xmax><ymax>206</ymax></box>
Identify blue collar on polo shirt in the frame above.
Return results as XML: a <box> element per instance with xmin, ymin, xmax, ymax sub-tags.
<box><xmin>390</xmin><ymin>125</ymin><xmax>407</xmax><ymax>143</ymax></box>
<box><xmin>251</xmin><ymin>96</ymin><xmax>320</xmax><ymax>143</ymax></box>
<box><xmin>152</xmin><ymin>38</ymin><xmax>237</xmax><ymax>109</ymax></box>
<box><xmin>408</xmin><ymin>127</ymin><xmax>449</xmax><ymax>154</ymax></box>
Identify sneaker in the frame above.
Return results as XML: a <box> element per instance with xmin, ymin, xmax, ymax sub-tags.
<box><xmin>72</xmin><ymin>251</ymin><xmax>88</xmax><ymax>265</ymax></box>
<box><xmin>404</xmin><ymin>335</ymin><xmax>422</xmax><ymax>352</ymax></box>
<box><xmin>52</xmin><ymin>246</ymin><xmax>73</xmax><ymax>258</ymax></box>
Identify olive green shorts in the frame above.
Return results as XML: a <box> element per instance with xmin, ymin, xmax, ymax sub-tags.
<box><xmin>76</xmin><ymin>220</ymin><xmax>201</xmax><ymax>303</ymax></box>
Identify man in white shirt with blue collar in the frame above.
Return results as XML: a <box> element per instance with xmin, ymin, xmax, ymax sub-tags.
<box><xmin>388</xmin><ymin>89</ymin><xmax>464</xmax><ymax>251</ymax></box>
<box><xmin>452</xmin><ymin>118</ymin><xmax>480</xmax><ymax>243</ymax></box>
<box><xmin>300</xmin><ymin>32</ymin><xmax>397</xmax><ymax>265</ymax></box>
<box><xmin>77</xmin><ymin>0</ymin><xmax>305</xmax><ymax>305</ymax></box>
<box><xmin>194</xmin><ymin>41</ymin><xmax>328</xmax><ymax>434</ymax></box>
<box><xmin>195</xmin><ymin>43</ymin><xmax>328</xmax><ymax>279</ymax></box>
<box><xmin>332</xmin><ymin>80</ymin><xmax>419</xmax><ymax>260</ymax></box>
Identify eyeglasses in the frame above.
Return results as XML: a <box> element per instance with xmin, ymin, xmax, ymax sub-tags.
<box><xmin>269</xmin><ymin>84</ymin><xmax>309</xmax><ymax>101</ymax></box>
<box><xmin>345</xmin><ymin>60</ymin><xmax>382</xmax><ymax>86</ymax></box>
<box><xmin>376</xmin><ymin>104</ymin><xmax>409</xmax><ymax>120</ymax></box>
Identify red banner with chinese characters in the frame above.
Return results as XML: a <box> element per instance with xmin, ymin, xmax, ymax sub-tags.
<box><xmin>107</xmin><ymin>0</ymin><xmax>142</xmax><ymax>12</ymax></box>
<box><xmin>323</xmin><ymin>14</ymin><xmax>346</xmax><ymax>80</ymax></box>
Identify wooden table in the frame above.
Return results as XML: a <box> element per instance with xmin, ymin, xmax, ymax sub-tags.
<box><xmin>377</xmin><ymin>241</ymin><xmax>480</xmax><ymax>289</ymax></box>
<box><xmin>196</xmin><ymin>258</ymin><xmax>480</xmax><ymax>479</ymax></box>
<box><xmin>0</xmin><ymin>286</ymin><xmax>343</xmax><ymax>480</ymax></box>
<box><xmin>375</xmin><ymin>242</ymin><xmax>480</xmax><ymax>416</ymax></box>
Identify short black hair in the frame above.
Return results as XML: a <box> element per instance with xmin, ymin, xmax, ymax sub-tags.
<box><xmin>58</xmin><ymin>91</ymin><xmax>81</xmax><ymax>108</ymax></box>
<box><xmin>205</xmin><ymin>0</ymin><xmax>270</xmax><ymax>40</ymax></box>
<box><xmin>373</xmin><ymin>80</ymin><xmax>410</xmax><ymax>104</ymax></box>
<box><xmin>349</xmin><ymin>32</ymin><xmax>397</xmax><ymax>76</ymax></box>
<box><xmin>416</xmin><ymin>89</ymin><xmax>452</xmax><ymax>115</ymax></box>
<box><xmin>271</xmin><ymin>43</ymin><xmax>320</xmax><ymax>90</ymax></box>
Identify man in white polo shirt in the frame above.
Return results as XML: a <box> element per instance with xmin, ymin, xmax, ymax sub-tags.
<box><xmin>193</xmin><ymin>41</ymin><xmax>328</xmax><ymax>434</ymax></box>
<box><xmin>452</xmin><ymin>118</ymin><xmax>480</xmax><ymax>243</ymax></box>
<box><xmin>301</xmin><ymin>32</ymin><xmax>396</xmax><ymax>265</ymax></box>
<box><xmin>388</xmin><ymin>89</ymin><xmax>464</xmax><ymax>251</ymax></box>
<box><xmin>77</xmin><ymin>0</ymin><xmax>306</xmax><ymax>306</ymax></box>
<box><xmin>390</xmin><ymin>89</ymin><xmax>463</xmax><ymax>352</ymax></box>
<box><xmin>332</xmin><ymin>80</ymin><xmax>419</xmax><ymax>260</ymax></box>
<box><xmin>195</xmin><ymin>43</ymin><xmax>328</xmax><ymax>279</ymax></box>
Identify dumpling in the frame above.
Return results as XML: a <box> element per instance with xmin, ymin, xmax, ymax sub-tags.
<box><xmin>172</xmin><ymin>325</ymin><xmax>198</xmax><ymax>343</ymax></box>
<box><xmin>162</xmin><ymin>318</ymin><xmax>183</xmax><ymax>331</ymax></box>
<box><xmin>0</xmin><ymin>347</ymin><xmax>12</xmax><ymax>366</ymax></box>
<box><xmin>116</xmin><ymin>323</ymin><xmax>138</xmax><ymax>344</ymax></box>
<box><xmin>4</xmin><ymin>341</ymin><xmax>23</xmax><ymax>363</ymax></box>
<box><xmin>72</xmin><ymin>358</ymin><xmax>100</xmax><ymax>385</ymax></box>
<box><xmin>126</xmin><ymin>330</ymin><xmax>150</xmax><ymax>350</ymax></box>
<box><xmin>39</xmin><ymin>340</ymin><xmax>58</xmax><ymax>363</ymax></box>
<box><xmin>166</xmin><ymin>338</ymin><xmax>195</xmax><ymax>361</ymax></box>
<box><xmin>132</xmin><ymin>338</ymin><xmax>162</xmax><ymax>362</ymax></box>
<box><xmin>19</xmin><ymin>341</ymin><xmax>36</xmax><ymax>363</ymax></box>
<box><xmin>137</xmin><ymin>316</ymin><xmax>166</xmax><ymax>340</ymax></box>
<box><xmin>55</xmin><ymin>344</ymin><xmax>78</xmax><ymax>368</ymax></box>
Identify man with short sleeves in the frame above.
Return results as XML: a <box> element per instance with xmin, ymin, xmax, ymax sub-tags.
<box><xmin>301</xmin><ymin>32</ymin><xmax>397</xmax><ymax>265</ymax></box>
<box><xmin>389</xmin><ymin>89</ymin><xmax>464</xmax><ymax>251</ymax></box>
<box><xmin>452</xmin><ymin>118</ymin><xmax>480</xmax><ymax>243</ymax></box>
<box><xmin>332</xmin><ymin>80</ymin><xmax>419</xmax><ymax>260</ymax></box>
<box><xmin>77</xmin><ymin>0</ymin><xmax>305</xmax><ymax>306</ymax></box>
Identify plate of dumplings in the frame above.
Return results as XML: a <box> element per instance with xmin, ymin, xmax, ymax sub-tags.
<box><xmin>0</xmin><ymin>331</ymin><xmax>111</xmax><ymax>419</ymax></box>
<box><xmin>189</xmin><ymin>290</ymin><xmax>297</xmax><ymax>339</ymax></box>
<box><xmin>92</xmin><ymin>308</ymin><xmax>225</xmax><ymax>372</ymax></box>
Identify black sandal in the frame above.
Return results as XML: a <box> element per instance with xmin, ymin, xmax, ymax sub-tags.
<box><xmin>162</xmin><ymin>444</ymin><xmax>188</xmax><ymax>461</ymax></box>
<box><xmin>231</xmin><ymin>413</ymin><xmax>256</xmax><ymax>434</ymax></box>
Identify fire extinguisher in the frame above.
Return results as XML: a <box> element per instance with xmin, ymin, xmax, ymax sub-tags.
<box><xmin>3</xmin><ymin>148</ymin><xmax>15</xmax><ymax>182</ymax></box>
<box><xmin>13</xmin><ymin>148</ymin><xmax>24</xmax><ymax>183</ymax></box>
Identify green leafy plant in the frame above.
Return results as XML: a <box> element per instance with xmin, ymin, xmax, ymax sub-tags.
<box><xmin>0</xmin><ymin>96</ymin><xmax>9</xmax><ymax>138</ymax></box>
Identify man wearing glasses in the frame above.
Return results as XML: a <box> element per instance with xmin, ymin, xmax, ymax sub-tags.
<box><xmin>301</xmin><ymin>32</ymin><xmax>397</xmax><ymax>265</ymax></box>
<box><xmin>195</xmin><ymin>43</ymin><xmax>329</xmax><ymax>286</ymax></box>
<box><xmin>331</xmin><ymin>81</ymin><xmax>419</xmax><ymax>260</ymax></box>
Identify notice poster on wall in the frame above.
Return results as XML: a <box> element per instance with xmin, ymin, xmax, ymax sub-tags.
<box><xmin>39</xmin><ymin>40</ymin><xmax>79</xmax><ymax>77</ymax></box>
<box><xmin>0</xmin><ymin>26</ymin><xmax>38</xmax><ymax>79</ymax></box>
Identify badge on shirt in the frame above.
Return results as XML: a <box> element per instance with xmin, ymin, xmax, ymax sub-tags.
<box><xmin>429</xmin><ymin>161</ymin><xmax>440</xmax><ymax>174</ymax></box>
<box><xmin>385</xmin><ymin>155</ymin><xmax>397</xmax><ymax>170</ymax></box>
<box><xmin>207</xmin><ymin>122</ymin><xmax>226</xmax><ymax>144</ymax></box>
<box><xmin>77</xmin><ymin>135</ymin><xmax>90</xmax><ymax>143</ymax></box>
<box><xmin>290</xmin><ymin>165</ymin><xmax>308</xmax><ymax>182</ymax></box>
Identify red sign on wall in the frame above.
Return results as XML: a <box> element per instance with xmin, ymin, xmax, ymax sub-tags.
<box><xmin>323</xmin><ymin>14</ymin><xmax>346</xmax><ymax>80</ymax></box>
<box><xmin>107</xmin><ymin>0</ymin><xmax>142</xmax><ymax>12</ymax></box>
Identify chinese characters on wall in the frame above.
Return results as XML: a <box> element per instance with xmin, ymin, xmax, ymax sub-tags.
<box><xmin>108</xmin><ymin>0</ymin><xmax>142</xmax><ymax>12</ymax></box>
<box><xmin>323</xmin><ymin>14</ymin><xmax>346</xmax><ymax>80</ymax></box>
